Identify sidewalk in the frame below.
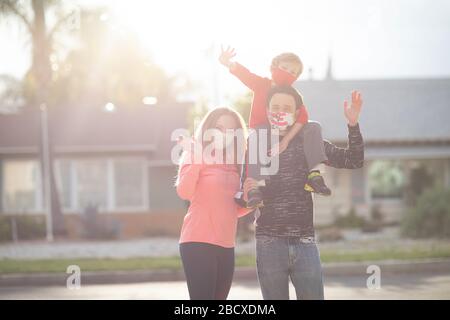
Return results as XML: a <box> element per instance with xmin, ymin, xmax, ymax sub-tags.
<box><xmin>4</xmin><ymin>271</ymin><xmax>450</xmax><ymax>300</ymax></box>
<box><xmin>0</xmin><ymin>237</ymin><xmax>260</xmax><ymax>259</ymax></box>
<box><xmin>1</xmin><ymin>227</ymin><xmax>448</xmax><ymax>260</ymax></box>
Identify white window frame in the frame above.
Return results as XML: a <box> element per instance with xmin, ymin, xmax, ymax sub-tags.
<box><xmin>1</xmin><ymin>158</ymin><xmax>43</xmax><ymax>214</ymax></box>
<box><xmin>55</xmin><ymin>156</ymin><xmax>149</xmax><ymax>214</ymax></box>
<box><xmin>109</xmin><ymin>156</ymin><xmax>149</xmax><ymax>213</ymax></box>
<box><xmin>55</xmin><ymin>158</ymin><xmax>78</xmax><ymax>212</ymax></box>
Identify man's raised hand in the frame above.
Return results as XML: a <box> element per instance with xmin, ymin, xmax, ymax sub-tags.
<box><xmin>344</xmin><ymin>90</ymin><xmax>363</xmax><ymax>126</ymax></box>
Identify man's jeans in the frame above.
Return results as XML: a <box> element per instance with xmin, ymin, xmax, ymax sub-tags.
<box><xmin>256</xmin><ymin>235</ymin><xmax>324</xmax><ymax>300</ymax></box>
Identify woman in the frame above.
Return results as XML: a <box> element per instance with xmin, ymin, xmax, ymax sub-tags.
<box><xmin>175</xmin><ymin>107</ymin><xmax>256</xmax><ymax>300</ymax></box>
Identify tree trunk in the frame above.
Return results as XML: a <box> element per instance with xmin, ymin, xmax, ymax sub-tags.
<box><xmin>32</xmin><ymin>0</ymin><xmax>65</xmax><ymax>237</ymax></box>
<box><xmin>31</xmin><ymin>0</ymin><xmax>51</xmax><ymax>102</ymax></box>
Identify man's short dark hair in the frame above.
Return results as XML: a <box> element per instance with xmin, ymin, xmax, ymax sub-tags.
<box><xmin>267</xmin><ymin>85</ymin><xmax>304</xmax><ymax>109</ymax></box>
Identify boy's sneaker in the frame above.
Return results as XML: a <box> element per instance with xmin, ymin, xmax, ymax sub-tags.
<box><xmin>304</xmin><ymin>170</ymin><xmax>331</xmax><ymax>196</ymax></box>
<box><xmin>247</xmin><ymin>188</ymin><xmax>264</xmax><ymax>209</ymax></box>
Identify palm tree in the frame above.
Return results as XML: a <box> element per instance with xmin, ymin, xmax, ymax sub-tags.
<box><xmin>0</xmin><ymin>0</ymin><xmax>77</xmax><ymax>105</ymax></box>
<box><xmin>0</xmin><ymin>0</ymin><xmax>77</xmax><ymax>239</ymax></box>
<box><xmin>53</xmin><ymin>8</ymin><xmax>175</xmax><ymax>107</ymax></box>
<box><xmin>1</xmin><ymin>1</ymin><xmax>185</xmax><ymax>240</ymax></box>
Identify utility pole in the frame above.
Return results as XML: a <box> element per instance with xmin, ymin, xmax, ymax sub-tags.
<box><xmin>40</xmin><ymin>103</ymin><xmax>53</xmax><ymax>242</ymax></box>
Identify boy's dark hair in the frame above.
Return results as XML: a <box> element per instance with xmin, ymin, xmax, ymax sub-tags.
<box><xmin>267</xmin><ymin>85</ymin><xmax>304</xmax><ymax>109</ymax></box>
<box><xmin>271</xmin><ymin>52</ymin><xmax>303</xmax><ymax>76</ymax></box>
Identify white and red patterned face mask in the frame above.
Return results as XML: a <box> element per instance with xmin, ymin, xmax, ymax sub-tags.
<box><xmin>269</xmin><ymin>111</ymin><xmax>295</xmax><ymax>130</ymax></box>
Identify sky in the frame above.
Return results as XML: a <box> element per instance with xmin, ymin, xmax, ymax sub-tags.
<box><xmin>1</xmin><ymin>0</ymin><xmax>450</xmax><ymax>105</ymax></box>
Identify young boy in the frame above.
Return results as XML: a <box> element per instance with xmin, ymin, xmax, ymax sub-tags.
<box><xmin>219</xmin><ymin>46</ymin><xmax>331</xmax><ymax>208</ymax></box>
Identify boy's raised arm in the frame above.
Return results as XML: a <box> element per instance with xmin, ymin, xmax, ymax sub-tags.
<box><xmin>219</xmin><ymin>45</ymin><xmax>266</xmax><ymax>91</ymax></box>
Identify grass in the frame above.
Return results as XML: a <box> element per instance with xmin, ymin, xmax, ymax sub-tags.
<box><xmin>0</xmin><ymin>257</ymin><xmax>183</xmax><ymax>274</ymax></box>
<box><xmin>1</xmin><ymin>245</ymin><xmax>450</xmax><ymax>274</ymax></box>
<box><xmin>319</xmin><ymin>246</ymin><xmax>450</xmax><ymax>263</ymax></box>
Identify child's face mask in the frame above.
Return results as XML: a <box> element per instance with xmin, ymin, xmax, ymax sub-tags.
<box><xmin>271</xmin><ymin>67</ymin><xmax>297</xmax><ymax>86</ymax></box>
<box><xmin>269</xmin><ymin>111</ymin><xmax>295</xmax><ymax>130</ymax></box>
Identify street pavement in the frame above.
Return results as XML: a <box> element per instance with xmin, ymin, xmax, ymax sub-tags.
<box><xmin>1</xmin><ymin>271</ymin><xmax>450</xmax><ymax>300</ymax></box>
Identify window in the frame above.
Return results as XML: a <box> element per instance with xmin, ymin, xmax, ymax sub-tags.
<box><xmin>2</xmin><ymin>160</ymin><xmax>42</xmax><ymax>213</ymax></box>
<box><xmin>76</xmin><ymin>159</ymin><xmax>108</xmax><ymax>210</ymax></box>
<box><xmin>56</xmin><ymin>157</ymin><xmax>148</xmax><ymax>213</ymax></box>
<box><xmin>369</xmin><ymin>160</ymin><xmax>405</xmax><ymax>199</ymax></box>
<box><xmin>57</xmin><ymin>159</ymin><xmax>74</xmax><ymax>210</ymax></box>
<box><xmin>114</xmin><ymin>159</ymin><xmax>146</xmax><ymax>209</ymax></box>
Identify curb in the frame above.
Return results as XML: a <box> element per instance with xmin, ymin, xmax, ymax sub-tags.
<box><xmin>1</xmin><ymin>259</ymin><xmax>449</xmax><ymax>287</ymax></box>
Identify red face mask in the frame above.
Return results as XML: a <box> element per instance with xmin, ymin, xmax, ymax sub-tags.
<box><xmin>271</xmin><ymin>67</ymin><xmax>297</xmax><ymax>86</ymax></box>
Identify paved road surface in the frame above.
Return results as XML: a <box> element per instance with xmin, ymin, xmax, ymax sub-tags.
<box><xmin>1</xmin><ymin>272</ymin><xmax>449</xmax><ymax>300</ymax></box>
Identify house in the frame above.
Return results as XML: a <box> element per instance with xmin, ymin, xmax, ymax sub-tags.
<box><xmin>0</xmin><ymin>101</ymin><xmax>190</xmax><ymax>239</ymax></box>
<box><xmin>294</xmin><ymin>75</ymin><xmax>450</xmax><ymax>224</ymax></box>
<box><xmin>1</xmin><ymin>75</ymin><xmax>450</xmax><ymax>240</ymax></box>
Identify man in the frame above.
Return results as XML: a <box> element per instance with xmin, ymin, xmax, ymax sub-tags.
<box><xmin>240</xmin><ymin>86</ymin><xmax>364</xmax><ymax>300</ymax></box>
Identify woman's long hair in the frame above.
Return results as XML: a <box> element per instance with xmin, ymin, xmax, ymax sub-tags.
<box><xmin>178</xmin><ymin>107</ymin><xmax>248</xmax><ymax>180</ymax></box>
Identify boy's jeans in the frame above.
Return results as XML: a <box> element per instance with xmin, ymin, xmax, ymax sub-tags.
<box><xmin>256</xmin><ymin>235</ymin><xmax>324</xmax><ymax>300</ymax></box>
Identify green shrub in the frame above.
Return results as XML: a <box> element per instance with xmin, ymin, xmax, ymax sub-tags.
<box><xmin>0</xmin><ymin>216</ymin><xmax>12</xmax><ymax>242</ymax></box>
<box><xmin>0</xmin><ymin>215</ymin><xmax>46</xmax><ymax>242</ymax></box>
<box><xmin>404</xmin><ymin>164</ymin><xmax>434</xmax><ymax>206</ymax></box>
<box><xmin>80</xmin><ymin>205</ymin><xmax>121</xmax><ymax>240</ymax></box>
<box><xmin>361</xmin><ymin>205</ymin><xmax>384</xmax><ymax>233</ymax></box>
<box><xmin>16</xmin><ymin>216</ymin><xmax>46</xmax><ymax>240</ymax></box>
<box><xmin>333</xmin><ymin>207</ymin><xmax>366</xmax><ymax>229</ymax></box>
<box><xmin>317</xmin><ymin>227</ymin><xmax>344</xmax><ymax>242</ymax></box>
<box><xmin>401</xmin><ymin>187</ymin><xmax>450</xmax><ymax>239</ymax></box>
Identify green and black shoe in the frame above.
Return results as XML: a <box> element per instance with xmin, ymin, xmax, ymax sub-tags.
<box><xmin>304</xmin><ymin>170</ymin><xmax>332</xmax><ymax>196</ymax></box>
<box><xmin>247</xmin><ymin>188</ymin><xmax>264</xmax><ymax>209</ymax></box>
